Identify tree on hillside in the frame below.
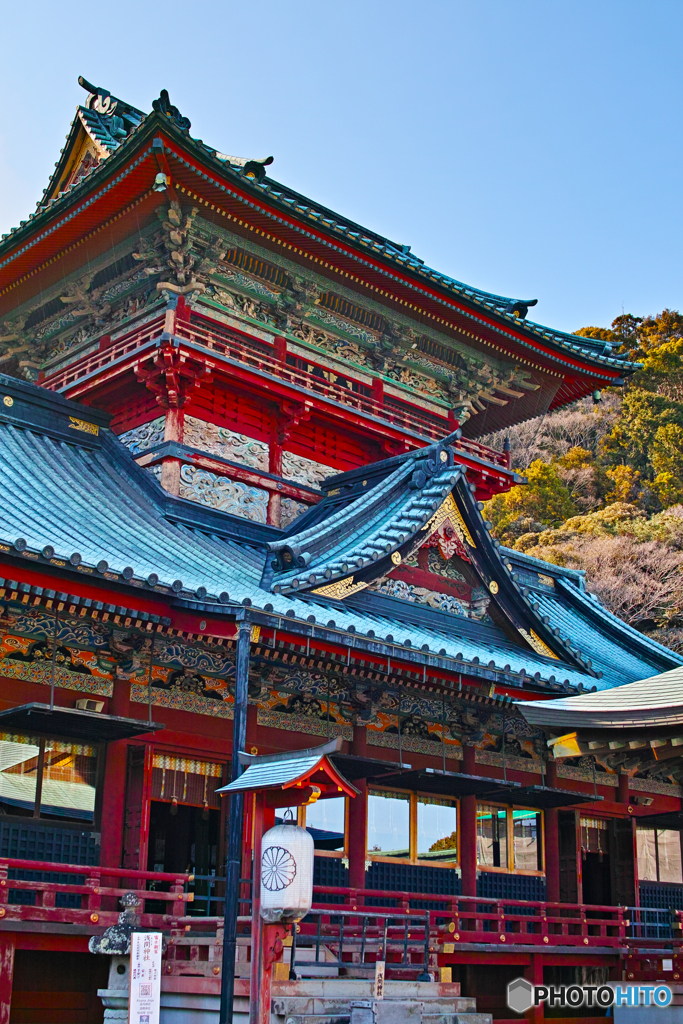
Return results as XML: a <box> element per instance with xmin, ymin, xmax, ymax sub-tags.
<box><xmin>485</xmin><ymin>460</ymin><xmax>577</xmax><ymax>546</ymax></box>
<box><xmin>480</xmin><ymin>309</ymin><xmax>683</xmax><ymax>656</ymax></box>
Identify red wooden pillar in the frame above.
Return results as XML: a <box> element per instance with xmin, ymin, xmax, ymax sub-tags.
<box><xmin>100</xmin><ymin>679</ymin><xmax>131</xmax><ymax>874</ymax></box>
<box><xmin>544</xmin><ymin>760</ymin><xmax>560</xmax><ymax>904</ymax></box>
<box><xmin>160</xmin><ymin>407</ymin><xmax>184</xmax><ymax>496</ymax></box>
<box><xmin>348</xmin><ymin>783</ymin><xmax>367</xmax><ymax>891</ymax></box>
<box><xmin>525</xmin><ymin>953</ymin><xmax>544</xmax><ymax>1023</ymax></box>
<box><xmin>460</xmin><ymin>743</ymin><xmax>477</xmax><ymax>897</ymax></box>
<box><xmin>0</xmin><ymin>934</ymin><xmax>15</xmax><ymax>1024</ymax></box>
<box><xmin>618</xmin><ymin>771</ymin><xmax>630</xmax><ymax>805</ymax></box>
<box><xmin>175</xmin><ymin>295</ymin><xmax>191</xmax><ymax>326</ymax></box>
<box><xmin>460</xmin><ymin>795</ymin><xmax>477</xmax><ymax>898</ymax></box>
<box><xmin>249</xmin><ymin>793</ymin><xmax>275</xmax><ymax>1024</ymax></box>
<box><xmin>268</xmin><ymin>424</ymin><xmax>283</xmax><ymax>527</ymax></box>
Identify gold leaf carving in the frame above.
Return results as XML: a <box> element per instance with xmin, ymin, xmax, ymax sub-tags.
<box><xmin>311</xmin><ymin>576</ymin><xmax>369</xmax><ymax>600</ymax></box>
<box><xmin>421</xmin><ymin>493</ymin><xmax>475</xmax><ymax>548</ymax></box>
<box><xmin>68</xmin><ymin>417</ymin><xmax>99</xmax><ymax>436</ymax></box>
<box><xmin>518</xmin><ymin>628</ymin><xmax>558</xmax><ymax>660</ymax></box>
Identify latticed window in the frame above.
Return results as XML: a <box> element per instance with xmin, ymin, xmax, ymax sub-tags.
<box><xmin>477</xmin><ymin>804</ymin><xmax>543</xmax><ymax>873</ymax></box>
<box><xmin>367</xmin><ymin>789</ymin><xmax>458</xmax><ymax>866</ymax></box>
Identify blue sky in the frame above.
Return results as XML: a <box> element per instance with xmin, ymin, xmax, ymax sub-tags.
<box><xmin>0</xmin><ymin>1</ymin><xmax>680</xmax><ymax>334</ymax></box>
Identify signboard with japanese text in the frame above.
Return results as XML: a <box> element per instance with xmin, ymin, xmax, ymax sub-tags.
<box><xmin>129</xmin><ymin>932</ymin><xmax>162</xmax><ymax>1024</ymax></box>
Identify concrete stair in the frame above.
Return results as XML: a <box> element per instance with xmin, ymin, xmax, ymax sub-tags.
<box><xmin>271</xmin><ymin>980</ymin><xmax>490</xmax><ymax>1024</ymax></box>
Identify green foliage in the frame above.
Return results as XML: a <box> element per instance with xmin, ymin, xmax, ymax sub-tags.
<box><xmin>485</xmin><ymin>460</ymin><xmax>577</xmax><ymax>546</ymax></box>
<box><xmin>602</xmin><ymin>387</ymin><xmax>683</xmax><ymax>474</ymax></box>
<box><xmin>482</xmin><ymin>309</ymin><xmax>683</xmax><ymax>652</ymax></box>
<box><xmin>651</xmin><ymin>424</ymin><xmax>683</xmax><ymax>506</ymax></box>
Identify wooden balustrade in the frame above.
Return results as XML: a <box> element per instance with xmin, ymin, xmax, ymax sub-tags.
<box><xmin>41</xmin><ymin>315</ymin><xmax>511</xmax><ymax>470</ymax></box>
<box><xmin>0</xmin><ymin>858</ymin><xmax>193</xmax><ymax>928</ymax></box>
<box><xmin>310</xmin><ymin>885</ymin><xmax>627</xmax><ymax>949</ymax></box>
<box><xmin>0</xmin><ymin>864</ymin><xmax>629</xmax><ymax>954</ymax></box>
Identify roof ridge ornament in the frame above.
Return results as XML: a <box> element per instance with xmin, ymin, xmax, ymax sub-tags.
<box><xmin>504</xmin><ymin>298</ymin><xmax>538</xmax><ymax>320</ymax></box>
<box><xmin>152</xmin><ymin>89</ymin><xmax>191</xmax><ymax>134</ymax></box>
<box><xmin>78</xmin><ymin>76</ymin><xmax>118</xmax><ymax>116</ymax></box>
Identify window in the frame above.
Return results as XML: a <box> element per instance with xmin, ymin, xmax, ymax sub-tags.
<box><xmin>367</xmin><ymin>790</ymin><xmax>458</xmax><ymax>865</ymax></box>
<box><xmin>637</xmin><ymin>828</ymin><xmax>683</xmax><ymax>884</ymax></box>
<box><xmin>305</xmin><ymin>797</ymin><xmax>346</xmax><ymax>851</ymax></box>
<box><xmin>0</xmin><ymin>732</ymin><xmax>40</xmax><ymax>814</ymax></box>
<box><xmin>0</xmin><ymin>732</ymin><xmax>100</xmax><ymax>823</ymax></box>
<box><xmin>477</xmin><ymin>805</ymin><xmax>508</xmax><ymax>868</ymax></box>
<box><xmin>477</xmin><ymin>803</ymin><xmax>544</xmax><ymax>873</ymax></box>
<box><xmin>513</xmin><ymin>810</ymin><xmax>542</xmax><ymax>872</ymax></box>
<box><xmin>274</xmin><ymin>798</ymin><xmax>347</xmax><ymax>853</ymax></box>
<box><xmin>417</xmin><ymin>797</ymin><xmax>457</xmax><ymax>863</ymax></box>
<box><xmin>41</xmin><ymin>739</ymin><xmax>98</xmax><ymax>821</ymax></box>
<box><xmin>367</xmin><ymin>791</ymin><xmax>410</xmax><ymax>858</ymax></box>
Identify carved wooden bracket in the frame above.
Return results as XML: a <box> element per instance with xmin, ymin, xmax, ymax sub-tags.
<box><xmin>275</xmin><ymin>400</ymin><xmax>313</xmax><ymax>446</ymax></box>
<box><xmin>134</xmin><ymin>341</ymin><xmax>213</xmax><ymax>408</ymax></box>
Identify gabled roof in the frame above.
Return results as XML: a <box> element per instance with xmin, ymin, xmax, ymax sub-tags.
<box><xmin>502</xmin><ymin>546</ymin><xmax>683</xmax><ymax>690</ymax></box>
<box><xmin>42</xmin><ymin>79</ymin><xmax>145</xmax><ymax>206</ymax></box>
<box><xmin>216</xmin><ymin>738</ymin><xmax>358</xmax><ymax>797</ymax></box>
<box><xmin>267</xmin><ymin>432</ymin><xmax>464</xmax><ymax>597</ymax></box>
<box><xmin>516</xmin><ymin>666</ymin><xmax>683</xmax><ymax>783</ymax></box>
<box><xmin>268</xmin><ymin>434</ymin><xmax>596</xmax><ymax>672</ymax></box>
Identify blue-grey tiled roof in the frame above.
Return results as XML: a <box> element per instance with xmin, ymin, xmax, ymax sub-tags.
<box><xmin>0</xmin><ymin>375</ymin><xmax>678</xmax><ymax>696</ymax></box>
<box><xmin>268</xmin><ymin>437</ymin><xmax>463</xmax><ymax>594</ymax></box>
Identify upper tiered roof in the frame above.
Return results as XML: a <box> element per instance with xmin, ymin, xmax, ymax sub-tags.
<box><xmin>0</xmin><ymin>78</ymin><xmax>638</xmax><ymax>428</ymax></box>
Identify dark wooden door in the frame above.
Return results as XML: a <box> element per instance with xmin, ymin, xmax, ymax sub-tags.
<box><xmin>559</xmin><ymin>810</ymin><xmax>581</xmax><ymax>904</ymax></box>
<box><xmin>122</xmin><ymin>745</ymin><xmax>150</xmax><ymax>871</ymax></box>
<box><xmin>10</xmin><ymin>950</ymin><xmax>108</xmax><ymax>1024</ymax></box>
<box><xmin>610</xmin><ymin>817</ymin><xmax>637</xmax><ymax>907</ymax></box>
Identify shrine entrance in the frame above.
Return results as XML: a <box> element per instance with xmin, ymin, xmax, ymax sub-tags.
<box><xmin>147</xmin><ymin>799</ymin><xmax>220</xmax><ymax>878</ymax></box>
<box><xmin>581</xmin><ymin>816</ymin><xmax>614</xmax><ymax>906</ymax></box>
<box><xmin>582</xmin><ymin>850</ymin><xmax>612</xmax><ymax>906</ymax></box>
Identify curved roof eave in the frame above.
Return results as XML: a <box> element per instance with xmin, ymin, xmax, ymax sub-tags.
<box><xmin>0</xmin><ymin>95</ymin><xmax>638</xmax><ymax>382</ymax></box>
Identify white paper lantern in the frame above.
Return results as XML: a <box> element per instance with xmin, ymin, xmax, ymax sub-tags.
<box><xmin>260</xmin><ymin>816</ymin><xmax>314</xmax><ymax>923</ymax></box>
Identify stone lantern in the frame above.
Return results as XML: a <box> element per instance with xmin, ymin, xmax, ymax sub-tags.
<box><xmin>89</xmin><ymin>892</ymin><xmax>143</xmax><ymax>1023</ymax></box>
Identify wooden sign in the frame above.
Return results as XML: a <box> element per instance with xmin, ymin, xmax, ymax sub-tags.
<box><xmin>374</xmin><ymin>960</ymin><xmax>385</xmax><ymax>1000</ymax></box>
<box><xmin>129</xmin><ymin>932</ymin><xmax>162</xmax><ymax>1024</ymax></box>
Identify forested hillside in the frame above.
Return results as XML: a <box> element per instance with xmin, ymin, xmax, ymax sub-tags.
<box><xmin>482</xmin><ymin>310</ymin><xmax>683</xmax><ymax>653</ymax></box>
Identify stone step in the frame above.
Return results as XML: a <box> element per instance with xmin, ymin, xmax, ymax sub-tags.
<box><xmin>274</xmin><ymin>998</ymin><xmax>474</xmax><ymax>1016</ymax></box>
<box><xmin>280</xmin><ymin>1017</ymin><xmax>350</xmax><ymax>1024</ymax></box>
<box><xmin>422</xmin><ymin>1016</ymin><xmax>492</xmax><ymax>1024</ymax></box>
<box><xmin>348</xmin><ymin>1002</ymin><xmax>491</xmax><ymax>1024</ymax></box>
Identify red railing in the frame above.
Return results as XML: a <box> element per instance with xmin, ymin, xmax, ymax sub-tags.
<box><xmin>0</xmin><ymin>863</ymin><xmax>635</xmax><ymax>982</ymax></box>
<box><xmin>311</xmin><ymin>886</ymin><xmax>628</xmax><ymax>949</ymax></box>
<box><xmin>41</xmin><ymin>315</ymin><xmax>511</xmax><ymax>470</ymax></box>
<box><xmin>180</xmin><ymin>317</ymin><xmax>449</xmax><ymax>441</ymax></box>
<box><xmin>43</xmin><ymin>316</ymin><xmax>165</xmax><ymax>391</ymax></box>
<box><xmin>0</xmin><ymin>858</ymin><xmax>193</xmax><ymax>927</ymax></box>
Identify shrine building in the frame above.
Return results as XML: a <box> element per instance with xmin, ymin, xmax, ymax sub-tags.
<box><xmin>0</xmin><ymin>78</ymin><xmax>681</xmax><ymax>1023</ymax></box>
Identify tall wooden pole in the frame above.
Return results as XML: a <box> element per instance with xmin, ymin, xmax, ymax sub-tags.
<box><xmin>219</xmin><ymin>615</ymin><xmax>251</xmax><ymax>1024</ymax></box>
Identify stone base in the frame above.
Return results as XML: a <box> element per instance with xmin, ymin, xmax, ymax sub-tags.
<box><xmin>98</xmin><ymin>975</ymin><xmax>482</xmax><ymax>1024</ymax></box>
